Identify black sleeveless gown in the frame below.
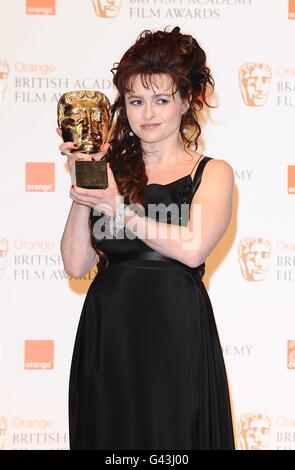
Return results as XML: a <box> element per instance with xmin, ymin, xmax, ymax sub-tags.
<box><xmin>69</xmin><ymin>156</ymin><xmax>235</xmax><ymax>450</ymax></box>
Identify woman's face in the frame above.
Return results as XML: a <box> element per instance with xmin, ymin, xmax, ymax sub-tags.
<box><xmin>124</xmin><ymin>74</ymin><xmax>188</xmax><ymax>145</ymax></box>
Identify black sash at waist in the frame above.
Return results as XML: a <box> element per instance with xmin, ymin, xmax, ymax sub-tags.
<box><xmin>106</xmin><ymin>251</ymin><xmax>205</xmax><ymax>279</ymax></box>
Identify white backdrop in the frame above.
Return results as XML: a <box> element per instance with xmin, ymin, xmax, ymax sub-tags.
<box><xmin>0</xmin><ymin>0</ymin><xmax>294</xmax><ymax>450</ymax></box>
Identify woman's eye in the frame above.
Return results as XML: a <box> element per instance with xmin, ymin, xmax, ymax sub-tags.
<box><xmin>157</xmin><ymin>98</ymin><xmax>169</xmax><ymax>104</ymax></box>
<box><xmin>129</xmin><ymin>100</ymin><xmax>142</xmax><ymax>106</ymax></box>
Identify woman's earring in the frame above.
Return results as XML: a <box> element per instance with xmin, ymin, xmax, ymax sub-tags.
<box><xmin>129</xmin><ymin>130</ymin><xmax>134</xmax><ymax>137</ymax></box>
<box><xmin>182</xmin><ymin>128</ymin><xmax>188</xmax><ymax>134</ymax></box>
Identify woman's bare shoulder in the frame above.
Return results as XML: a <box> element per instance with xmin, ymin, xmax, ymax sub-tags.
<box><xmin>204</xmin><ymin>157</ymin><xmax>234</xmax><ymax>180</ymax></box>
<box><xmin>194</xmin><ymin>157</ymin><xmax>234</xmax><ymax>198</ymax></box>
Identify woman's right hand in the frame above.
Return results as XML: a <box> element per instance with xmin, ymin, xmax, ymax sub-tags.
<box><xmin>56</xmin><ymin>128</ymin><xmax>110</xmax><ymax>172</ymax></box>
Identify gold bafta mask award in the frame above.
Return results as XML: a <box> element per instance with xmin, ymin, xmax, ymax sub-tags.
<box><xmin>57</xmin><ymin>90</ymin><xmax>111</xmax><ymax>189</ymax></box>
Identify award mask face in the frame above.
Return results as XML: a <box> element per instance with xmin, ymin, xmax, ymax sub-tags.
<box><xmin>57</xmin><ymin>90</ymin><xmax>111</xmax><ymax>153</ymax></box>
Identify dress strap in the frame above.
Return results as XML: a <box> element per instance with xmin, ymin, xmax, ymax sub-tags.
<box><xmin>191</xmin><ymin>156</ymin><xmax>213</xmax><ymax>197</ymax></box>
<box><xmin>189</xmin><ymin>153</ymin><xmax>204</xmax><ymax>177</ymax></box>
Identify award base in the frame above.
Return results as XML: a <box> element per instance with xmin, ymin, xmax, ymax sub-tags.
<box><xmin>71</xmin><ymin>160</ymin><xmax>108</xmax><ymax>189</ymax></box>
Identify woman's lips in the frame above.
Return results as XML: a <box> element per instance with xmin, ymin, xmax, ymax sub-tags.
<box><xmin>141</xmin><ymin>123</ymin><xmax>161</xmax><ymax>129</ymax></box>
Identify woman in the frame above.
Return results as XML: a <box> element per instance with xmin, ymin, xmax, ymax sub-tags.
<box><xmin>59</xmin><ymin>26</ymin><xmax>235</xmax><ymax>450</ymax></box>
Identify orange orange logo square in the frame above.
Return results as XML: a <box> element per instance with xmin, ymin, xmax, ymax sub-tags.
<box><xmin>25</xmin><ymin>162</ymin><xmax>55</xmax><ymax>192</ymax></box>
<box><xmin>288</xmin><ymin>166</ymin><xmax>295</xmax><ymax>194</ymax></box>
<box><xmin>288</xmin><ymin>340</ymin><xmax>295</xmax><ymax>369</ymax></box>
<box><xmin>289</xmin><ymin>0</ymin><xmax>295</xmax><ymax>19</ymax></box>
<box><xmin>26</xmin><ymin>0</ymin><xmax>55</xmax><ymax>15</ymax></box>
<box><xmin>24</xmin><ymin>340</ymin><xmax>54</xmax><ymax>370</ymax></box>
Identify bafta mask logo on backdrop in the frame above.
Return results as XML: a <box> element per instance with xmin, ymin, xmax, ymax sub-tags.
<box><xmin>26</xmin><ymin>0</ymin><xmax>55</xmax><ymax>15</ymax></box>
<box><xmin>24</xmin><ymin>340</ymin><xmax>54</xmax><ymax>370</ymax></box>
<box><xmin>0</xmin><ymin>416</ymin><xmax>8</xmax><ymax>450</ymax></box>
<box><xmin>239</xmin><ymin>63</ymin><xmax>272</xmax><ymax>106</ymax></box>
<box><xmin>0</xmin><ymin>238</ymin><xmax>8</xmax><ymax>280</ymax></box>
<box><xmin>93</xmin><ymin>0</ymin><xmax>123</xmax><ymax>18</ymax></box>
<box><xmin>288</xmin><ymin>166</ymin><xmax>295</xmax><ymax>194</ymax></box>
<box><xmin>238</xmin><ymin>413</ymin><xmax>271</xmax><ymax>450</ymax></box>
<box><xmin>287</xmin><ymin>340</ymin><xmax>295</xmax><ymax>369</ymax></box>
<box><xmin>25</xmin><ymin>162</ymin><xmax>55</xmax><ymax>192</ymax></box>
<box><xmin>289</xmin><ymin>0</ymin><xmax>295</xmax><ymax>19</ymax></box>
<box><xmin>0</xmin><ymin>59</ymin><xmax>9</xmax><ymax>103</ymax></box>
<box><xmin>238</xmin><ymin>237</ymin><xmax>271</xmax><ymax>281</ymax></box>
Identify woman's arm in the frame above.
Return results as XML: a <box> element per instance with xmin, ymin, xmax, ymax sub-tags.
<box><xmin>61</xmin><ymin>202</ymin><xmax>99</xmax><ymax>278</ymax></box>
<box><xmin>124</xmin><ymin>159</ymin><xmax>234</xmax><ymax>268</ymax></box>
<box><xmin>57</xmin><ymin>132</ymin><xmax>109</xmax><ymax>278</ymax></box>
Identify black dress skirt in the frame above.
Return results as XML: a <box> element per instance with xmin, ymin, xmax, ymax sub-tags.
<box><xmin>69</xmin><ymin>156</ymin><xmax>235</xmax><ymax>450</ymax></box>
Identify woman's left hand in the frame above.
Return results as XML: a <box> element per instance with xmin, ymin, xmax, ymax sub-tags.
<box><xmin>70</xmin><ymin>162</ymin><xmax>123</xmax><ymax>217</ymax></box>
